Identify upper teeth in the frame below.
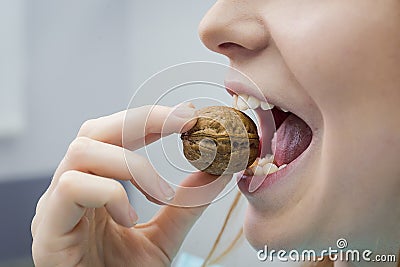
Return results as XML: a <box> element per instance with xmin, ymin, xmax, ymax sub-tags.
<box><xmin>236</xmin><ymin>94</ymin><xmax>249</xmax><ymax>110</ymax></box>
<box><xmin>233</xmin><ymin>94</ymin><xmax>276</xmax><ymax>111</ymax></box>
<box><xmin>247</xmin><ymin>96</ymin><xmax>260</xmax><ymax>109</ymax></box>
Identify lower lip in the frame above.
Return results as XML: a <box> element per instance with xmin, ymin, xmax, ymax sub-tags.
<box><xmin>237</xmin><ymin>139</ymin><xmax>313</xmax><ymax>196</ymax></box>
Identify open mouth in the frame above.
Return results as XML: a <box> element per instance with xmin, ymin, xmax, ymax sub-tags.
<box><xmin>227</xmin><ymin>90</ymin><xmax>313</xmax><ymax>185</ymax></box>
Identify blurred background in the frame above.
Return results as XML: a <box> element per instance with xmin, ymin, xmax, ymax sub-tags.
<box><xmin>0</xmin><ymin>1</ymin><xmax>295</xmax><ymax>266</ymax></box>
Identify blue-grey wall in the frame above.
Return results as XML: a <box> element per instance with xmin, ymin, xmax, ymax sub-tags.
<box><xmin>0</xmin><ymin>177</ymin><xmax>49</xmax><ymax>264</ymax></box>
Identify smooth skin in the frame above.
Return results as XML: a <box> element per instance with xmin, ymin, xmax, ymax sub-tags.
<box><xmin>31</xmin><ymin>103</ymin><xmax>231</xmax><ymax>266</ymax></box>
<box><xmin>33</xmin><ymin>0</ymin><xmax>400</xmax><ymax>266</ymax></box>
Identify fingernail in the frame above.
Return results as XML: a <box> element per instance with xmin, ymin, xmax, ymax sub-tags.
<box><xmin>158</xmin><ymin>178</ymin><xmax>175</xmax><ymax>201</ymax></box>
<box><xmin>129</xmin><ymin>205</ymin><xmax>138</xmax><ymax>225</ymax></box>
<box><xmin>171</xmin><ymin>102</ymin><xmax>195</xmax><ymax>119</ymax></box>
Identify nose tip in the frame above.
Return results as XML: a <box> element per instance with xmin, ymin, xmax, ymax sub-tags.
<box><xmin>198</xmin><ymin>1</ymin><xmax>270</xmax><ymax>58</ymax></box>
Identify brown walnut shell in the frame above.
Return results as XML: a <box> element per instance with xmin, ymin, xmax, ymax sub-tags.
<box><xmin>180</xmin><ymin>106</ymin><xmax>259</xmax><ymax>175</ymax></box>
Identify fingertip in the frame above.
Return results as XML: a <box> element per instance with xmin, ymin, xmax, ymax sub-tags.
<box><xmin>158</xmin><ymin>177</ymin><xmax>176</xmax><ymax>201</ymax></box>
<box><xmin>173</xmin><ymin>102</ymin><xmax>197</xmax><ymax>133</ymax></box>
<box><xmin>179</xmin><ymin>117</ymin><xmax>198</xmax><ymax>133</ymax></box>
<box><xmin>114</xmin><ymin>204</ymin><xmax>139</xmax><ymax>228</ymax></box>
<box><xmin>128</xmin><ymin>205</ymin><xmax>139</xmax><ymax>227</ymax></box>
<box><xmin>171</xmin><ymin>102</ymin><xmax>196</xmax><ymax>120</ymax></box>
<box><xmin>159</xmin><ymin>103</ymin><xmax>198</xmax><ymax>134</ymax></box>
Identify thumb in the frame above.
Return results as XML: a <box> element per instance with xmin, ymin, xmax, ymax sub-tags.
<box><xmin>147</xmin><ymin>171</ymin><xmax>233</xmax><ymax>260</ymax></box>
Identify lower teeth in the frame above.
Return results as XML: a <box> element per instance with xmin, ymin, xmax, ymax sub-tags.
<box><xmin>247</xmin><ymin>155</ymin><xmax>287</xmax><ymax>176</ymax></box>
<box><xmin>278</xmin><ymin>164</ymin><xmax>287</xmax><ymax>170</ymax></box>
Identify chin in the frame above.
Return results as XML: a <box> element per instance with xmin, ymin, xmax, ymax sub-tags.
<box><xmin>243</xmin><ymin>204</ymin><xmax>305</xmax><ymax>252</ymax></box>
<box><xmin>242</xmin><ymin>213</ymin><xmax>333</xmax><ymax>257</ymax></box>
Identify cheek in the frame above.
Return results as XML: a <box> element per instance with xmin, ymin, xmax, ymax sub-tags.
<box><xmin>270</xmin><ymin>1</ymin><xmax>400</xmax><ymax>180</ymax></box>
<box><xmin>247</xmin><ymin>1</ymin><xmax>400</xmax><ymax>248</ymax></box>
<box><xmin>270</xmin><ymin>1</ymin><xmax>400</xmax><ymax>114</ymax></box>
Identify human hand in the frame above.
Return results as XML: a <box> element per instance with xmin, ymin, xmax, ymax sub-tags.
<box><xmin>31</xmin><ymin>103</ymin><xmax>232</xmax><ymax>267</ymax></box>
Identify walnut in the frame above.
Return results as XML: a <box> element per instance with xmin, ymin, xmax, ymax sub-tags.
<box><xmin>181</xmin><ymin>106</ymin><xmax>259</xmax><ymax>175</ymax></box>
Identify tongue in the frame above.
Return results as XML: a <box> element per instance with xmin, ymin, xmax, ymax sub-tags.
<box><xmin>272</xmin><ymin>114</ymin><xmax>312</xmax><ymax>166</ymax></box>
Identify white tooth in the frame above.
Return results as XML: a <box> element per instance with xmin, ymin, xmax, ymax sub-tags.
<box><xmin>280</xmin><ymin>107</ymin><xmax>289</xmax><ymax>112</ymax></box>
<box><xmin>253</xmin><ymin>165</ymin><xmax>264</xmax><ymax>176</ymax></box>
<box><xmin>278</xmin><ymin>164</ymin><xmax>287</xmax><ymax>170</ymax></box>
<box><xmin>240</xmin><ymin>94</ymin><xmax>249</xmax><ymax>101</ymax></box>
<box><xmin>258</xmin><ymin>154</ymin><xmax>274</xmax><ymax>166</ymax></box>
<box><xmin>247</xmin><ymin>96</ymin><xmax>260</xmax><ymax>109</ymax></box>
<box><xmin>266</xmin><ymin>154</ymin><xmax>274</xmax><ymax>163</ymax></box>
<box><xmin>232</xmin><ymin>94</ymin><xmax>238</xmax><ymax>109</ymax></box>
<box><xmin>261</xmin><ymin>101</ymin><xmax>274</xmax><ymax>111</ymax></box>
<box><xmin>258</xmin><ymin>157</ymin><xmax>268</xmax><ymax>166</ymax></box>
<box><xmin>263</xmin><ymin>163</ymin><xmax>279</xmax><ymax>175</ymax></box>
<box><xmin>237</xmin><ymin>94</ymin><xmax>249</xmax><ymax>111</ymax></box>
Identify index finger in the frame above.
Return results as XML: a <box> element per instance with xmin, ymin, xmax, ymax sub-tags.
<box><xmin>78</xmin><ymin>103</ymin><xmax>196</xmax><ymax>150</ymax></box>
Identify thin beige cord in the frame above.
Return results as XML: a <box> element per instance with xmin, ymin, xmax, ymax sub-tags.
<box><xmin>201</xmin><ymin>191</ymin><xmax>242</xmax><ymax>267</ymax></box>
<box><xmin>209</xmin><ymin>227</ymin><xmax>243</xmax><ymax>265</ymax></box>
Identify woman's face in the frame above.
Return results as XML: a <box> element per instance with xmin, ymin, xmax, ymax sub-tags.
<box><xmin>199</xmin><ymin>0</ymin><xmax>400</xmax><ymax>253</ymax></box>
